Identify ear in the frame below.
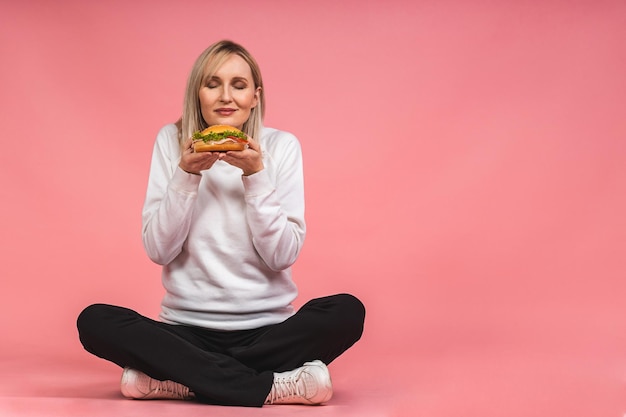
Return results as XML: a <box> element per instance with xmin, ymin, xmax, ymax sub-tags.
<box><xmin>251</xmin><ymin>86</ymin><xmax>262</xmax><ymax>108</ymax></box>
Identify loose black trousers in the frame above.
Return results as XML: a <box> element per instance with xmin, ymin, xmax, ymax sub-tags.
<box><xmin>77</xmin><ymin>293</ymin><xmax>365</xmax><ymax>407</ymax></box>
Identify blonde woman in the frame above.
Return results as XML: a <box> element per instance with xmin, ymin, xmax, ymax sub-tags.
<box><xmin>77</xmin><ymin>40</ymin><xmax>365</xmax><ymax>407</ymax></box>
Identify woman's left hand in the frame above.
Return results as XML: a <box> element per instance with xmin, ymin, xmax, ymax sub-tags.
<box><xmin>218</xmin><ymin>136</ymin><xmax>264</xmax><ymax>176</ymax></box>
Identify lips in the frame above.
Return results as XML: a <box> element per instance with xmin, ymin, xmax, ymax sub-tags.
<box><xmin>215</xmin><ymin>108</ymin><xmax>236</xmax><ymax>116</ymax></box>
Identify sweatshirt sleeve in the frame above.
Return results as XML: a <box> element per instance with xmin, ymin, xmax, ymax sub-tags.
<box><xmin>141</xmin><ymin>126</ymin><xmax>202</xmax><ymax>265</ymax></box>
<box><xmin>242</xmin><ymin>133</ymin><xmax>306</xmax><ymax>271</ymax></box>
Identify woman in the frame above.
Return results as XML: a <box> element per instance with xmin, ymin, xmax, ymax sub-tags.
<box><xmin>77</xmin><ymin>40</ymin><xmax>365</xmax><ymax>407</ymax></box>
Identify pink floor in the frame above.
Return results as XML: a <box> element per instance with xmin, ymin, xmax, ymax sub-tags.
<box><xmin>3</xmin><ymin>321</ymin><xmax>626</xmax><ymax>417</ymax></box>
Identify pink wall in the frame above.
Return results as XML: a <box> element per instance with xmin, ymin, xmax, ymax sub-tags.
<box><xmin>1</xmin><ymin>0</ymin><xmax>625</xmax><ymax>366</ymax></box>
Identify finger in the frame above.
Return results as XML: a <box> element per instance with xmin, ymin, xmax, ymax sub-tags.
<box><xmin>197</xmin><ymin>151</ymin><xmax>218</xmax><ymax>161</ymax></box>
<box><xmin>180</xmin><ymin>139</ymin><xmax>194</xmax><ymax>155</ymax></box>
<box><xmin>246</xmin><ymin>136</ymin><xmax>260</xmax><ymax>152</ymax></box>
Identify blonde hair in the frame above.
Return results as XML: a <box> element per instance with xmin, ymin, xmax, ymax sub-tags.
<box><xmin>178</xmin><ymin>40</ymin><xmax>265</xmax><ymax>152</ymax></box>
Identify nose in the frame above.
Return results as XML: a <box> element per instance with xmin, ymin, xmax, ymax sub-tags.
<box><xmin>219</xmin><ymin>86</ymin><xmax>232</xmax><ymax>103</ymax></box>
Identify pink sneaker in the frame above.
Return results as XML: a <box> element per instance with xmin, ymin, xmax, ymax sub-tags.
<box><xmin>121</xmin><ymin>367</ymin><xmax>193</xmax><ymax>400</ymax></box>
<box><xmin>265</xmin><ymin>360</ymin><xmax>333</xmax><ymax>405</ymax></box>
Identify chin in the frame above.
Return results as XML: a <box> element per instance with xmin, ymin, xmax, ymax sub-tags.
<box><xmin>209</xmin><ymin>113</ymin><xmax>250</xmax><ymax>129</ymax></box>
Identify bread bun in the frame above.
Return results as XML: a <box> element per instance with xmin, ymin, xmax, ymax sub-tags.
<box><xmin>193</xmin><ymin>141</ymin><xmax>247</xmax><ymax>152</ymax></box>
<box><xmin>201</xmin><ymin>125</ymin><xmax>239</xmax><ymax>135</ymax></box>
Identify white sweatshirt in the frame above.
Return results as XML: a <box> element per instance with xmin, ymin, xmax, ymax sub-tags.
<box><xmin>141</xmin><ymin>123</ymin><xmax>305</xmax><ymax>330</ymax></box>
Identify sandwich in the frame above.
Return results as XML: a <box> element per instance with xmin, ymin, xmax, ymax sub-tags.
<box><xmin>192</xmin><ymin>125</ymin><xmax>248</xmax><ymax>152</ymax></box>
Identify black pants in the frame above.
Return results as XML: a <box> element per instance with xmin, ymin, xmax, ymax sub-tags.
<box><xmin>77</xmin><ymin>293</ymin><xmax>365</xmax><ymax>407</ymax></box>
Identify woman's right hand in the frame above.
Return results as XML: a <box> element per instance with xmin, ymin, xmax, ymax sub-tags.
<box><xmin>178</xmin><ymin>138</ymin><xmax>220</xmax><ymax>175</ymax></box>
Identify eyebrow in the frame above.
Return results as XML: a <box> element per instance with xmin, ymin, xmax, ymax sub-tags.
<box><xmin>206</xmin><ymin>75</ymin><xmax>250</xmax><ymax>83</ymax></box>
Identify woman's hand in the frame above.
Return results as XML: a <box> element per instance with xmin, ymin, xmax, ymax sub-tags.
<box><xmin>219</xmin><ymin>136</ymin><xmax>264</xmax><ymax>176</ymax></box>
<box><xmin>179</xmin><ymin>138</ymin><xmax>220</xmax><ymax>175</ymax></box>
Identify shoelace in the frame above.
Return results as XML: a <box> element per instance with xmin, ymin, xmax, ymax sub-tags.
<box><xmin>266</xmin><ymin>373</ymin><xmax>304</xmax><ymax>404</ymax></box>
<box><xmin>154</xmin><ymin>379</ymin><xmax>191</xmax><ymax>399</ymax></box>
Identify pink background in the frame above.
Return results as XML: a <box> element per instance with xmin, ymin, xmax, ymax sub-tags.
<box><xmin>1</xmin><ymin>0</ymin><xmax>626</xmax><ymax>416</ymax></box>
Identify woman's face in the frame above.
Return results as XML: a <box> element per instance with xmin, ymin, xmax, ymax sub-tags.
<box><xmin>199</xmin><ymin>54</ymin><xmax>260</xmax><ymax>130</ymax></box>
